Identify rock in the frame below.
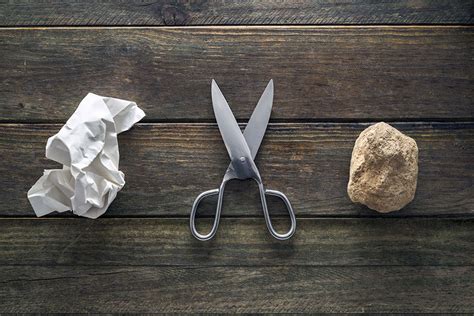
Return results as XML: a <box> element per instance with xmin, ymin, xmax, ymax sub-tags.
<box><xmin>347</xmin><ymin>122</ymin><xmax>418</xmax><ymax>213</ymax></box>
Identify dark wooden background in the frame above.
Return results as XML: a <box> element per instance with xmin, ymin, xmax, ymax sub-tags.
<box><xmin>0</xmin><ymin>0</ymin><xmax>473</xmax><ymax>313</ymax></box>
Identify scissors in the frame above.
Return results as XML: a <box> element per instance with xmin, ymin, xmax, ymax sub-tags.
<box><xmin>190</xmin><ymin>79</ymin><xmax>296</xmax><ymax>241</ymax></box>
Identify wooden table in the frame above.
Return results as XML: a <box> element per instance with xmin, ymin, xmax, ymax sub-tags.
<box><xmin>0</xmin><ymin>1</ymin><xmax>473</xmax><ymax>313</ymax></box>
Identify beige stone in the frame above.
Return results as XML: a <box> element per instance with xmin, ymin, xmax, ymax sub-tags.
<box><xmin>347</xmin><ymin>122</ymin><xmax>418</xmax><ymax>213</ymax></box>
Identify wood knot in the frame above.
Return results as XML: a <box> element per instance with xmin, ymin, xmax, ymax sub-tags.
<box><xmin>161</xmin><ymin>5</ymin><xmax>188</xmax><ymax>25</ymax></box>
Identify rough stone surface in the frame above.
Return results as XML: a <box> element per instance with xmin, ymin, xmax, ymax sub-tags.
<box><xmin>347</xmin><ymin>122</ymin><xmax>418</xmax><ymax>213</ymax></box>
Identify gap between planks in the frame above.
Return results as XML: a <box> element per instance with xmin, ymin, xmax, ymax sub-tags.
<box><xmin>1</xmin><ymin>25</ymin><xmax>474</xmax><ymax>30</ymax></box>
<box><xmin>1</xmin><ymin>118</ymin><xmax>474</xmax><ymax>124</ymax></box>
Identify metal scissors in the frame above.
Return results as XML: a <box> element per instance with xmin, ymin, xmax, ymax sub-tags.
<box><xmin>190</xmin><ymin>79</ymin><xmax>296</xmax><ymax>241</ymax></box>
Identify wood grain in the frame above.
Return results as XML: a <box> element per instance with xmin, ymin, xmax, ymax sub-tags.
<box><xmin>1</xmin><ymin>265</ymin><xmax>472</xmax><ymax>313</ymax></box>
<box><xmin>0</xmin><ymin>27</ymin><xmax>472</xmax><ymax>122</ymax></box>
<box><xmin>1</xmin><ymin>122</ymin><xmax>472</xmax><ymax>217</ymax></box>
<box><xmin>1</xmin><ymin>0</ymin><xmax>472</xmax><ymax>26</ymax></box>
<box><xmin>1</xmin><ymin>218</ymin><xmax>472</xmax><ymax>267</ymax></box>
<box><xmin>1</xmin><ymin>3</ymin><xmax>473</xmax><ymax>315</ymax></box>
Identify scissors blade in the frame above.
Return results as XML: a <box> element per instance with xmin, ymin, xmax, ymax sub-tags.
<box><xmin>211</xmin><ymin>80</ymin><xmax>254</xmax><ymax>166</ymax></box>
<box><xmin>243</xmin><ymin>79</ymin><xmax>273</xmax><ymax>159</ymax></box>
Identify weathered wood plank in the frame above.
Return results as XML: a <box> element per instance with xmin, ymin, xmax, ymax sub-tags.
<box><xmin>1</xmin><ymin>0</ymin><xmax>472</xmax><ymax>26</ymax></box>
<box><xmin>0</xmin><ymin>265</ymin><xmax>472</xmax><ymax>313</ymax></box>
<box><xmin>1</xmin><ymin>218</ymin><xmax>472</xmax><ymax>267</ymax></box>
<box><xmin>0</xmin><ymin>27</ymin><xmax>472</xmax><ymax>122</ymax></box>
<box><xmin>1</xmin><ymin>122</ymin><xmax>472</xmax><ymax>216</ymax></box>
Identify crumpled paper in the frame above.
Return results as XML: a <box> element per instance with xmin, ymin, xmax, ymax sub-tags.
<box><xmin>27</xmin><ymin>93</ymin><xmax>145</xmax><ymax>218</ymax></box>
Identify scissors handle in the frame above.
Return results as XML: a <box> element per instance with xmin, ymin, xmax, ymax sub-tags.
<box><xmin>189</xmin><ymin>183</ymin><xmax>224</xmax><ymax>241</ymax></box>
<box><xmin>190</xmin><ymin>180</ymin><xmax>296</xmax><ymax>241</ymax></box>
<box><xmin>258</xmin><ymin>183</ymin><xmax>296</xmax><ymax>241</ymax></box>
